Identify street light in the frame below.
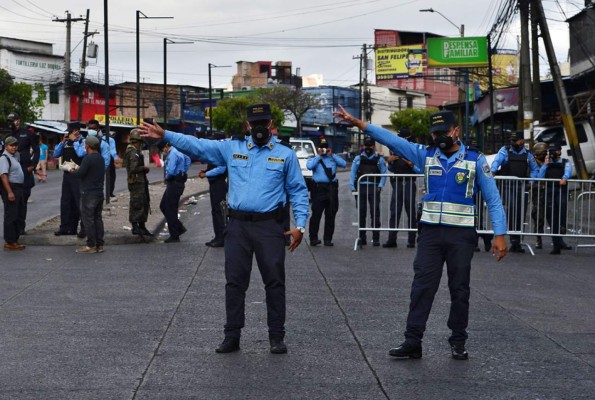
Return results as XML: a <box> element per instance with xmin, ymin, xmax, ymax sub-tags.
<box><xmin>420</xmin><ymin>8</ymin><xmax>470</xmax><ymax>144</ymax></box>
<box><xmin>208</xmin><ymin>63</ymin><xmax>231</xmax><ymax>134</ymax></box>
<box><xmin>136</xmin><ymin>11</ymin><xmax>173</xmax><ymax>123</ymax></box>
<box><xmin>419</xmin><ymin>8</ymin><xmax>464</xmax><ymax>37</ymax></box>
<box><xmin>163</xmin><ymin>38</ymin><xmax>192</xmax><ymax>130</ymax></box>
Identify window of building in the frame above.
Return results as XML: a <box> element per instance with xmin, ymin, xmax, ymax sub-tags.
<box><xmin>49</xmin><ymin>84</ymin><xmax>60</xmax><ymax>104</ymax></box>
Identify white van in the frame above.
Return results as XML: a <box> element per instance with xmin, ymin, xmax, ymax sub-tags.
<box><xmin>533</xmin><ymin>120</ymin><xmax>595</xmax><ymax>178</ymax></box>
<box><xmin>289</xmin><ymin>137</ymin><xmax>316</xmax><ymax>189</ymax></box>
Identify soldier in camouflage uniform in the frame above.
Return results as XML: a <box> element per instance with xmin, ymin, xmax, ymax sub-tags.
<box><xmin>124</xmin><ymin>129</ymin><xmax>152</xmax><ymax>236</ymax></box>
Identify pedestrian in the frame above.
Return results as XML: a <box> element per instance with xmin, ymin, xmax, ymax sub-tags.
<box><xmin>6</xmin><ymin>112</ymin><xmax>40</xmax><ymax>234</ymax></box>
<box><xmin>160</xmin><ymin>142</ymin><xmax>191</xmax><ymax>243</ymax></box>
<box><xmin>199</xmin><ymin>162</ymin><xmax>227</xmax><ymax>247</ymax></box>
<box><xmin>530</xmin><ymin>142</ymin><xmax>548</xmax><ymax>249</ymax></box>
<box><xmin>490</xmin><ymin>131</ymin><xmax>539</xmax><ymax>253</ymax></box>
<box><xmin>350</xmin><ymin>136</ymin><xmax>387</xmax><ymax>246</ymax></box>
<box><xmin>139</xmin><ymin>103</ymin><xmax>309</xmax><ymax>355</ymax></box>
<box><xmin>0</xmin><ymin>136</ymin><xmax>26</xmax><ymax>251</ymax></box>
<box><xmin>88</xmin><ymin>119</ymin><xmax>118</xmax><ymax>197</ymax></box>
<box><xmin>36</xmin><ymin>136</ymin><xmax>48</xmax><ymax>182</ymax></box>
<box><xmin>53</xmin><ymin>122</ymin><xmax>87</xmax><ymax>238</ymax></box>
<box><xmin>123</xmin><ymin>129</ymin><xmax>153</xmax><ymax>237</ymax></box>
<box><xmin>64</xmin><ymin>136</ymin><xmax>106</xmax><ymax>254</ymax></box>
<box><xmin>334</xmin><ymin>106</ymin><xmax>508</xmax><ymax>360</ymax></box>
<box><xmin>383</xmin><ymin>128</ymin><xmax>418</xmax><ymax>249</ymax></box>
<box><xmin>538</xmin><ymin>143</ymin><xmax>573</xmax><ymax>254</ymax></box>
<box><xmin>306</xmin><ymin>137</ymin><xmax>346</xmax><ymax>246</ymax></box>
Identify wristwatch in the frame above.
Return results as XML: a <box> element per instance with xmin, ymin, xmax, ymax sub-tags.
<box><xmin>296</xmin><ymin>226</ymin><xmax>306</xmax><ymax>234</ymax></box>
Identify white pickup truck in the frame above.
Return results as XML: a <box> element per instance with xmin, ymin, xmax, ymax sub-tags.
<box><xmin>289</xmin><ymin>137</ymin><xmax>316</xmax><ymax>190</ymax></box>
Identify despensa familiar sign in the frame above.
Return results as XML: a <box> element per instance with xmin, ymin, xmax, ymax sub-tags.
<box><xmin>427</xmin><ymin>37</ymin><xmax>489</xmax><ymax>68</ymax></box>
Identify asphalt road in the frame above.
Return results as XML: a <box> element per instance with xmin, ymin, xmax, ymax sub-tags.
<box><xmin>0</xmin><ymin>171</ymin><xmax>593</xmax><ymax>399</ymax></box>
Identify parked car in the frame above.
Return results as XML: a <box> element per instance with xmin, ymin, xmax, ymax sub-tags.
<box><xmin>289</xmin><ymin>137</ymin><xmax>317</xmax><ymax>190</ymax></box>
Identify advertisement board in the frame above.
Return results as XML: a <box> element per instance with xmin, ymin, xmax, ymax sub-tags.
<box><xmin>375</xmin><ymin>45</ymin><xmax>425</xmax><ymax>80</ymax></box>
<box><xmin>427</xmin><ymin>37</ymin><xmax>489</xmax><ymax>68</ymax></box>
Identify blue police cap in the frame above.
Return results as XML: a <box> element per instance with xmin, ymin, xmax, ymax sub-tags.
<box><xmin>429</xmin><ymin>111</ymin><xmax>456</xmax><ymax>134</ymax></box>
<box><xmin>246</xmin><ymin>104</ymin><xmax>272</xmax><ymax>122</ymax></box>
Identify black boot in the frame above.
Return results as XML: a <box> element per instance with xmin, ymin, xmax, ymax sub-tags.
<box><xmin>139</xmin><ymin>223</ymin><xmax>153</xmax><ymax>236</ymax></box>
<box><xmin>535</xmin><ymin>237</ymin><xmax>542</xmax><ymax>249</ymax></box>
<box><xmin>215</xmin><ymin>337</ymin><xmax>240</xmax><ymax>353</ymax></box>
<box><xmin>131</xmin><ymin>223</ymin><xmax>142</xmax><ymax>235</ymax></box>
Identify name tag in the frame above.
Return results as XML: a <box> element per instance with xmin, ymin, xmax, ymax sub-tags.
<box><xmin>268</xmin><ymin>157</ymin><xmax>285</xmax><ymax>164</ymax></box>
<box><xmin>429</xmin><ymin>169</ymin><xmax>443</xmax><ymax>176</ymax></box>
<box><xmin>232</xmin><ymin>154</ymin><xmax>249</xmax><ymax>160</ymax></box>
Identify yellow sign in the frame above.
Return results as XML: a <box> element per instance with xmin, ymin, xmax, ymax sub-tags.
<box><xmin>94</xmin><ymin>114</ymin><xmax>142</xmax><ymax>126</ymax></box>
<box><xmin>375</xmin><ymin>45</ymin><xmax>425</xmax><ymax>80</ymax></box>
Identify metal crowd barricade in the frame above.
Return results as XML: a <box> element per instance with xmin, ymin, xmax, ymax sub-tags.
<box><xmin>354</xmin><ymin>173</ymin><xmax>595</xmax><ymax>253</ymax></box>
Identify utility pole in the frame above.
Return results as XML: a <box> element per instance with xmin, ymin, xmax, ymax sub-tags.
<box><xmin>54</xmin><ymin>11</ymin><xmax>85</xmax><ymax>121</ymax></box>
<box><xmin>77</xmin><ymin>10</ymin><xmax>97</xmax><ymax>122</ymax></box>
<box><xmin>363</xmin><ymin>44</ymin><xmax>370</xmax><ymax>123</ymax></box>
<box><xmin>534</xmin><ymin>0</ymin><xmax>588</xmax><ymax>179</ymax></box>
<box><xmin>530</xmin><ymin>0</ymin><xmax>542</xmax><ymax>132</ymax></box>
<box><xmin>519</xmin><ymin>0</ymin><xmax>533</xmax><ymax>134</ymax></box>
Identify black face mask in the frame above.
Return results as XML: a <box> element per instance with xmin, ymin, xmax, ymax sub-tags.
<box><xmin>433</xmin><ymin>134</ymin><xmax>454</xmax><ymax>150</ymax></box>
<box><xmin>8</xmin><ymin>122</ymin><xmax>16</xmax><ymax>131</ymax></box>
<box><xmin>364</xmin><ymin>147</ymin><xmax>374</xmax><ymax>156</ymax></box>
<box><xmin>512</xmin><ymin>143</ymin><xmax>522</xmax><ymax>151</ymax></box>
<box><xmin>251</xmin><ymin>125</ymin><xmax>271</xmax><ymax>146</ymax></box>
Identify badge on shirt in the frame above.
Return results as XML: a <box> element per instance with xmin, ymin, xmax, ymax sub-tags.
<box><xmin>455</xmin><ymin>171</ymin><xmax>467</xmax><ymax>185</ymax></box>
<box><xmin>429</xmin><ymin>169</ymin><xmax>443</xmax><ymax>176</ymax></box>
<box><xmin>481</xmin><ymin>163</ymin><xmax>491</xmax><ymax>178</ymax></box>
<box><xmin>233</xmin><ymin>154</ymin><xmax>249</xmax><ymax>160</ymax></box>
<box><xmin>268</xmin><ymin>157</ymin><xmax>285</xmax><ymax>164</ymax></box>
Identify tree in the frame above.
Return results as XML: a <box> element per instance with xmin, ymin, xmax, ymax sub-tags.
<box><xmin>258</xmin><ymin>86</ymin><xmax>320</xmax><ymax>135</ymax></box>
<box><xmin>0</xmin><ymin>68</ymin><xmax>44</xmax><ymax>125</ymax></box>
<box><xmin>212</xmin><ymin>96</ymin><xmax>284</xmax><ymax>136</ymax></box>
<box><xmin>389</xmin><ymin>108</ymin><xmax>439</xmax><ymax>143</ymax></box>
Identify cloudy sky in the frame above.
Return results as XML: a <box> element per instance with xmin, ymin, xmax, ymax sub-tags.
<box><xmin>0</xmin><ymin>0</ymin><xmax>580</xmax><ymax>89</ymax></box>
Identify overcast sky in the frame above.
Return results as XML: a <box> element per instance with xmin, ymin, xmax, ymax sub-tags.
<box><xmin>0</xmin><ymin>0</ymin><xmax>580</xmax><ymax>89</ymax></box>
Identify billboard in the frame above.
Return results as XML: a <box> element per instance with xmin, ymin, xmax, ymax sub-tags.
<box><xmin>427</xmin><ymin>37</ymin><xmax>489</xmax><ymax>68</ymax></box>
<box><xmin>375</xmin><ymin>45</ymin><xmax>425</xmax><ymax>80</ymax></box>
<box><xmin>491</xmin><ymin>49</ymin><xmax>518</xmax><ymax>86</ymax></box>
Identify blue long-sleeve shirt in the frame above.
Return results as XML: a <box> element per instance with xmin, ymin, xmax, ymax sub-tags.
<box><xmin>99</xmin><ymin>140</ymin><xmax>110</xmax><ymax>169</ymax></box>
<box><xmin>490</xmin><ymin>146</ymin><xmax>539</xmax><ymax>177</ymax></box>
<box><xmin>537</xmin><ymin>158</ymin><xmax>573</xmax><ymax>180</ymax></box>
<box><xmin>306</xmin><ymin>153</ymin><xmax>346</xmax><ymax>183</ymax></box>
<box><xmin>206</xmin><ymin>165</ymin><xmax>227</xmax><ymax>179</ymax></box>
<box><xmin>350</xmin><ymin>152</ymin><xmax>388</xmax><ymax>190</ymax></box>
<box><xmin>53</xmin><ymin>139</ymin><xmax>87</xmax><ymax>159</ymax></box>
<box><xmin>163</xmin><ymin>130</ymin><xmax>309</xmax><ymax>228</ymax></box>
<box><xmin>104</xmin><ymin>136</ymin><xmax>119</xmax><ymax>161</ymax></box>
<box><xmin>364</xmin><ymin>124</ymin><xmax>507</xmax><ymax>235</ymax></box>
<box><xmin>165</xmin><ymin>147</ymin><xmax>191</xmax><ymax>180</ymax></box>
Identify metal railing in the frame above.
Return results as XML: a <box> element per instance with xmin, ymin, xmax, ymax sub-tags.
<box><xmin>353</xmin><ymin>173</ymin><xmax>595</xmax><ymax>253</ymax></box>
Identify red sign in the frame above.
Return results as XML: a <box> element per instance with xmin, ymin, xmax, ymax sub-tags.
<box><xmin>70</xmin><ymin>89</ymin><xmax>116</xmax><ymax>121</ymax></box>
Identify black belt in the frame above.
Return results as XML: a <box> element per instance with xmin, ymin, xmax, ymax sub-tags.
<box><xmin>229</xmin><ymin>208</ymin><xmax>278</xmax><ymax>222</ymax></box>
<box><xmin>314</xmin><ymin>181</ymin><xmax>337</xmax><ymax>187</ymax></box>
<box><xmin>9</xmin><ymin>183</ymin><xmax>24</xmax><ymax>187</ymax></box>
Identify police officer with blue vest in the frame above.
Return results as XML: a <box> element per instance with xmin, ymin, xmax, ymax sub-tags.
<box><xmin>350</xmin><ymin>136</ymin><xmax>387</xmax><ymax>246</ymax></box>
<box><xmin>334</xmin><ymin>106</ymin><xmax>508</xmax><ymax>360</ymax></box>
<box><xmin>537</xmin><ymin>143</ymin><xmax>573</xmax><ymax>254</ymax></box>
<box><xmin>490</xmin><ymin>131</ymin><xmax>539</xmax><ymax>253</ymax></box>
<box><xmin>306</xmin><ymin>138</ymin><xmax>346</xmax><ymax>246</ymax></box>
<box><xmin>139</xmin><ymin>103</ymin><xmax>309</xmax><ymax>355</ymax></box>
<box><xmin>53</xmin><ymin>122</ymin><xmax>87</xmax><ymax>237</ymax></box>
<box><xmin>160</xmin><ymin>142</ymin><xmax>191</xmax><ymax>243</ymax></box>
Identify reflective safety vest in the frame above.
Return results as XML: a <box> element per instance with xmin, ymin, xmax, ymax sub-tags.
<box><xmin>421</xmin><ymin>147</ymin><xmax>479</xmax><ymax>228</ymax></box>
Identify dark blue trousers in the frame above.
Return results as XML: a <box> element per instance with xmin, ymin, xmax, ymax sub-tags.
<box><xmin>405</xmin><ymin>224</ymin><xmax>477</xmax><ymax>345</ymax></box>
<box><xmin>223</xmin><ymin>218</ymin><xmax>286</xmax><ymax>338</ymax></box>
<box><xmin>309</xmin><ymin>182</ymin><xmax>339</xmax><ymax>242</ymax></box>
<box><xmin>208</xmin><ymin>177</ymin><xmax>227</xmax><ymax>241</ymax></box>
<box><xmin>159</xmin><ymin>180</ymin><xmax>185</xmax><ymax>238</ymax></box>
<box><xmin>59</xmin><ymin>173</ymin><xmax>82</xmax><ymax>234</ymax></box>
<box><xmin>358</xmin><ymin>184</ymin><xmax>381</xmax><ymax>242</ymax></box>
<box><xmin>545</xmin><ymin>184</ymin><xmax>568</xmax><ymax>249</ymax></box>
<box><xmin>1</xmin><ymin>183</ymin><xmax>25</xmax><ymax>244</ymax></box>
<box><xmin>387</xmin><ymin>177</ymin><xmax>417</xmax><ymax>244</ymax></box>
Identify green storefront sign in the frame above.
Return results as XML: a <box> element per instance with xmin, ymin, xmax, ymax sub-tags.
<box><xmin>427</xmin><ymin>37</ymin><xmax>488</xmax><ymax>68</ymax></box>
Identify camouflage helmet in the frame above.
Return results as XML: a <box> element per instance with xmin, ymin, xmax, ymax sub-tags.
<box><xmin>533</xmin><ymin>142</ymin><xmax>547</xmax><ymax>155</ymax></box>
<box><xmin>129</xmin><ymin>128</ymin><xmax>143</xmax><ymax>142</ymax></box>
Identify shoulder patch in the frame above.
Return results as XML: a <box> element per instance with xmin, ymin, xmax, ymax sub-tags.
<box><xmin>481</xmin><ymin>162</ymin><xmax>491</xmax><ymax>177</ymax></box>
<box><xmin>268</xmin><ymin>157</ymin><xmax>285</xmax><ymax>164</ymax></box>
<box><xmin>233</xmin><ymin>154</ymin><xmax>249</xmax><ymax>160</ymax></box>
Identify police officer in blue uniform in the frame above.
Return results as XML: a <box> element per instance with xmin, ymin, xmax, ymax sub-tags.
<box><xmin>53</xmin><ymin>122</ymin><xmax>87</xmax><ymax>237</ymax></box>
<box><xmin>139</xmin><ymin>103</ymin><xmax>309</xmax><ymax>355</ymax></box>
<box><xmin>490</xmin><ymin>131</ymin><xmax>539</xmax><ymax>253</ymax></box>
<box><xmin>306</xmin><ymin>138</ymin><xmax>346</xmax><ymax>246</ymax></box>
<box><xmin>384</xmin><ymin>128</ymin><xmax>419</xmax><ymax>248</ymax></box>
<box><xmin>199</xmin><ymin>162</ymin><xmax>227</xmax><ymax>247</ymax></box>
<box><xmin>350</xmin><ymin>137</ymin><xmax>387</xmax><ymax>246</ymax></box>
<box><xmin>160</xmin><ymin>142</ymin><xmax>191</xmax><ymax>243</ymax></box>
<box><xmin>334</xmin><ymin>106</ymin><xmax>508</xmax><ymax>360</ymax></box>
<box><xmin>537</xmin><ymin>143</ymin><xmax>573</xmax><ymax>254</ymax></box>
